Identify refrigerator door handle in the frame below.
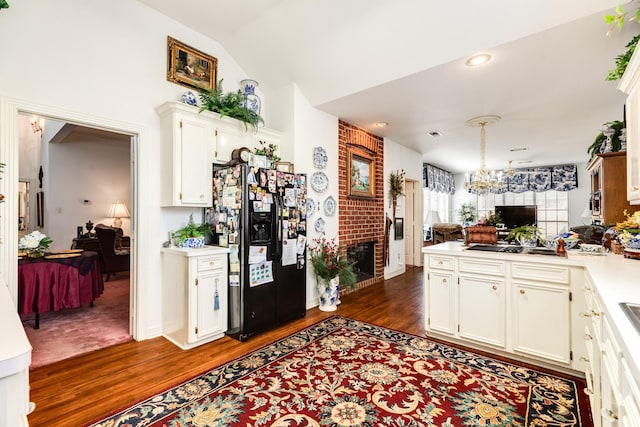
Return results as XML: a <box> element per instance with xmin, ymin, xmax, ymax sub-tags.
<box><xmin>273</xmin><ymin>194</ymin><xmax>282</xmax><ymax>262</ymax></box>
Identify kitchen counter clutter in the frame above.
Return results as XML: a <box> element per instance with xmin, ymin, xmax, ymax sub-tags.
<box><xmin>423</xmin><ymin>241</ymin><xmax>640</xmax><ymax>426</ymax></box>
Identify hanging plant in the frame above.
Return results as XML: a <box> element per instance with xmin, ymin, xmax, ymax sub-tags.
<box><xmin>388</xmin><ymin>169</ymin><xmax>405</xmax><ymax>220</ymax></box>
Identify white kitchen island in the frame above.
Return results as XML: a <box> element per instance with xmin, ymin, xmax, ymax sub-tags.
<box><xmin>423</xmin><ymin>241</ymin><xmax>640</xmax><ymax>427</ymax></box>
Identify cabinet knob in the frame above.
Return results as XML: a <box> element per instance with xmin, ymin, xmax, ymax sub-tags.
<box><xmin>200</xmin><ymin>194</ymin><xmax>205</xmax><ymax>199</ymax></box>
<box><xmin>442</xmin><ymin>278</ymin><xmax>447</xmax><ymax>283</ymax></box>
<box><xmin>602</xmin><ymin>408</ymin><xmax>619</xmax><ymax>421</ymax></box>
<box><xmin>583</xmin><ymin>387</ymin><xmax>594</xmax><ymax>396</ymax></box>
<box><xmin>592</xmin><ymin>310</ymin><xmax>601</xmax><ymax>317</ymax></box>
<box><xmin>633</xmin><ymin>186</ymin><xmax>640</xmax><ymax>191</ymax></box>
<box><xmin>579</xmin><ymin>311</ymin><xmax>592</xmax><ymax>318</ymax></box>
<box><xmin>519</xmin><ymin>289</ymin><xmax>525</xmax><ymax>295</ymax></box>
<box><xmin>492</xmin><ymin>285</ymin><xmax>498</xmax><ymax>291</ymax></box>
<box><xmin>584</xmin><ymin>333</ymin><xmax>593</xmax><ymax>341</ymax></box>
<box><xmin>580</xmin><ymin>356</ymin><xmax>590</xmax><ymax>363</ymax></box>
<box><xmin>438</xmin><ymin>260</ymin><xmax>443</xmax><ymax>265</ymax></box>
<box><xmin>210</xmin><ymin>261</ymin><xmax>215</xmax><ymax>266</ymax></box>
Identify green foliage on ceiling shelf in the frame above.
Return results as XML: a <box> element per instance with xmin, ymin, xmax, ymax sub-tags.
<box><xmin>0</xmin><ymin>1</ymin><xmax>9</xmax><ymax>10</ymax></box>
<box><xmin>606</xmin><ymin>34</ymin><xmax>640</xmax><ymax>81</ymax></box>
<box><xmin>198</xmin><ymin>79</ymin><xmax>264</xmax><ymax>132</ymax></box>
<box><xmin>588</xmin><ymin>120</ymin><xmax>624</xmax><ymax>159</ymax></box>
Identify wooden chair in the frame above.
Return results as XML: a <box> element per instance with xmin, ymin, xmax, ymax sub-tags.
<box><xmin>95</xmin><ymin>225</ymin><xmax>130</xmax><ymax>281</ymax></box>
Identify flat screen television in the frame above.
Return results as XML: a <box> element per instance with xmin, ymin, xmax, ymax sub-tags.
<box><xmin>495</xmin><ymin>205</ymin><xmax>537</xmax><ymax>229</ymax></box>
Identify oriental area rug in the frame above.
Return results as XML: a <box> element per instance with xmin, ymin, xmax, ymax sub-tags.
<box><xmin>88</xmin><ymin>316</ymin><xmax>585</xmax><ymax>427</ymax></box>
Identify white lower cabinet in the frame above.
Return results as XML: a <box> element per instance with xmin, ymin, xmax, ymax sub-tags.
<box><xmin>427</xmin><ymin>270</ymin><xmax>456</xmax><ymax>335</ymax></box>
<box><xmin>459</xmin><ymin>275</ymin><xmax>505</xmax><ymax>348</ymax></box>
<box><xmin>161</xmin><ymin>246</ymin><xmax>229</xmax><ymax>349</ymax></box>
<box><xmin>512</xmin><ymin>281</ymin><xmax>569</xmax><ymax>363</ymax></box>
<box><xmin>424</xmin><ymin>252</ymin><xmax>584</xmax><ymax>372</ymax></box>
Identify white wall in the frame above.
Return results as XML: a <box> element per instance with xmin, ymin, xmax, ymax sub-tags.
<box><xmin>290</xmin><ymin>84</ymin><xmax>339</xmax><ymax>308</ymax></box>
<box><xmin>383</xmin><ymin>139</ymin><xmax>423</xmax><ymax>279</ymax></box>
<box><xmin>0</xmin><ymin>0</ymin><xmax>267</xmax><ymax>339</ymax></box>
<box><xmin>47</xmin><ymin>135</ymin><xmax>131</xmax><ymax>250</ymax></box>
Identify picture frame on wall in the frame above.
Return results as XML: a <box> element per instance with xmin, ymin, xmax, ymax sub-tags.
<box><xmin>167</xmin><ymin>36</ymin><xmax>217</xmax><ymax>91</ymax></box>
<box><xmin>394</xmin><ymin>217</ymin><xmax>404</xmax><ymax>240</ymax></box>
<box><xmin>347</xmin><ymin>146</ymin><xmax>375</xmax><ymax>198</ymax></box>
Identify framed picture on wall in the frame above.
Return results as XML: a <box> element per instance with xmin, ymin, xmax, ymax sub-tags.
<box><xmin>167</xmin><ymin>36</ymin><xmax>217</xmax><ymax>91</ymax></box>
<box><xmin>394</xmin><ymin>217</ymin><xmax>404</xmax><ymax>240</ymax></box>
<box><xmin>347</xmin><ymin>146</ymin><xmax>375</xmax><ymax>198</ymax></box>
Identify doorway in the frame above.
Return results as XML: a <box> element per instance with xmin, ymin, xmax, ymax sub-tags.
<box><xmin>404</xmin><ymin>179</ymin><xmax>421</xmax><ymax>267</ymax></box>
<box><xmin>1</xmin><ymin>97</ymin><xmax>140</xmax><ymax>357</ymax></box>
<box><xmin>17</xmin><ymin>112</ymin><xmax>136</xmax><ymax>365</ymax></box>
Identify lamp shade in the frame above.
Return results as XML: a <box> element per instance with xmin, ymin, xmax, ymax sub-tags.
<box><xmin>107</xmin><ymin>202</ymin><xmax>130</xmax><ymax>228</ymax></box>
<box><xmin>425</xmin><ymin>210</ymin><xmax>441</xmax><ymax>225</ymax></box>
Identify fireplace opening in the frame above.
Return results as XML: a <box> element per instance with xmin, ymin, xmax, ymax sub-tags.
<box><xmin>347</xmin><ymin>242</ymin><xmax>375</xmax><ymax>283</ymax></box>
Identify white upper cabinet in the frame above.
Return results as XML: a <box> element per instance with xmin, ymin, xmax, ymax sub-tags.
<box><xmin>618</xmin><ymin>49</ymin><xmax>640</xmax><ymax>205</ymax></box>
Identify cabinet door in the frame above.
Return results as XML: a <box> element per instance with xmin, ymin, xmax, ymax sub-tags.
<box><xmin>626</xmin><ymin>85</ymin><xmax>640</xmax><ymax>204</ymax></box>
<box><xmin>459</xmin><ymin>275</ymin><xmax>505</xmax><ymax>348</ymax></box>
<box><xmin>195</xmin><ymin>271</ymin><xmax>227</xmax><ymax>339</ymax></box>
<box><xmin>426</xmin><ymin>270</ymin><xmax>455</xmax><ymax>335</ymax></box>
<box><xmin>512</xmin><ymin>281</ymin><xmax>570</xmax><ymax>364</ymax></box>
<box><xmin>601</xmin><ymin>352</ymin><xmax>622</xmax><ymax>427</ymax></box>
<box><xmin>179</xmin><ymin>115</ymin><xmax>213</xmax><ymax>206</ymax></box>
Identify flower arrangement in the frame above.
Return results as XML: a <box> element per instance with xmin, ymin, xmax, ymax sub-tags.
<box><xmin>615</xmin><ymin>210</ymin><xmax>640</xmax><ymax>249</ymax></box>
<box><xmin>478</xmin><ymin>210</ymin><xmax>502</xmax><ymax>227</ymax></box>
<box><xmin>388</xmin><ymin>169</ymin><xmax>406</xmax><ymax>221</ymax></box>
<box><xmin>457</xmin><ymin>203</ymin><xmax>477</xmax><ymax>225</ymax></box>
<box><xmin>308</xmin><ymin>234</ymin><xmax>356</xmax><ymax>290</ymax></box>
<box><xmin>253</xmin><ymin>140</ymin><xmax>280</xmax><ymax>163</ymax></box>
<box><xmin>19</xmin><ymin>230</ymin><xmax>52</xmax><ymax>258</ymax></box>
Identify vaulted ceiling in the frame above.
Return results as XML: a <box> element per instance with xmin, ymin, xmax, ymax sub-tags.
<box><xmin>138</xmin><ymin>0</ymin><xmax>636</xmax><ymax>173</ymax></box>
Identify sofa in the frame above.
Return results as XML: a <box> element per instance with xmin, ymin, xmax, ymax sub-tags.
<box><xmin>432</xmin><ymin>223</ymin><xmax>464</xmax><ymax>244</ymax></box>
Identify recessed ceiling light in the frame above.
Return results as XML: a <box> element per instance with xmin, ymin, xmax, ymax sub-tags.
<box><xmin>509</xmin><ymin>147</ymin><xmax>528</xmax><ymax>152</ymax></box>
<box><xmin>465</xmin><ymin>53</ymin><xmax>492</xmax><ymax>67</ymax></box>
<box><xmin>427</xmin><ymin>131</ymin><xmax>442</xmax><ymax>137</ymax></box>
<box><xmin>518</xmin><ymin>160</ymin><xmax>533</xmax><ymax>164</ymax></box>
<box><xmin>375</xmin><ymin>122</ymin><xmax>388</xmax><ymax>128</ymax></box>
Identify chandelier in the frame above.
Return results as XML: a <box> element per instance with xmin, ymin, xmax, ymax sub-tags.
<box><xmin>464</xmin><ymin>115</ymin><xmax>504</xmax><ymax>195</ymax></box>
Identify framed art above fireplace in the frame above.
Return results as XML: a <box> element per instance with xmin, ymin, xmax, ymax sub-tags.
<box><xmin>347</xmin><ymin>146</ymin><xmax>375</xmax><ymax>199</ymax></box>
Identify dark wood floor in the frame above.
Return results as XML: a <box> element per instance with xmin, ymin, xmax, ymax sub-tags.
<box><xmin>27</xmin><ymin>267</ymin><xmax>589</xmax><ymax>426</ymax></box>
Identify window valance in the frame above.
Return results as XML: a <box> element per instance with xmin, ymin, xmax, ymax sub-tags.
<box><xmin>423</xmin><ymin>164</ymin><xmax>455</xmax><ymax>195</ymax></box>
<box><xmin>491</xmin><ymin>164</ymin><xmax>578</xmax><ymax>194</ymax></box>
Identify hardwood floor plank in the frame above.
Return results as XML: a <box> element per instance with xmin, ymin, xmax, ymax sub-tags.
<box><xmin>26</xmin><ymin>267</ymin><xmax>587</xmax><ymax>426</ymax></box>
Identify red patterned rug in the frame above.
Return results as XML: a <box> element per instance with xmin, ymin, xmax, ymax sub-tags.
<box><xmin>87</xmin><ymin>316</ymin><xmax>585</xmax><ymax>426</ymax></box>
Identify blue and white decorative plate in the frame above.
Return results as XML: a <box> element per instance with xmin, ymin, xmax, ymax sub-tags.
<box><xmin>307</xmin><ymin>199</ymin><xmax>316</xmax><ymax>217</ymax></box>
<box><xmin>313</xmin><ymin>146</ymin><xmax>328</xmax><ymax>169</ymax></box>
<box><xmin>323</xmin><ymin>195</ymin><xmax>336</xmax><ymax>216</ymax></box>
<box><xmin>315</xmin><ymin>217</ymin><xmax>326</xmax><ymax>233</ymax></box>
<box><xmin>311</xmin><ymin>171</ymin><xmax>329</xmax><ymax>193</ymax></box>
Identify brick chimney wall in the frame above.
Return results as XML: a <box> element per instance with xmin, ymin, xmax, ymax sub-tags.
<box><xmin>338</xmin><ymin>120</ymin><xmax>385</xmax><ymax>291</ymax></box>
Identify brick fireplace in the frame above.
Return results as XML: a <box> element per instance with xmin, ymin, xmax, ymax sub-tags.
<box><xmin>338</xmin><ymin>120</ymin><xmax>384</xmax><ymax>292</ymax></box>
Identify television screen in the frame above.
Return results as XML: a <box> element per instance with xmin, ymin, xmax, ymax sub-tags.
<box><xmin>495</xmin><ymin>205</ymin><xmax>537</xmax><ymax>229</ymax></box>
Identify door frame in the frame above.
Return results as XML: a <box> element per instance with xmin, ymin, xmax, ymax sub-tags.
<box><xmin>0</xmin><ymin>96</ymin><xmax>142</xmax><ymax>339</ymax></box>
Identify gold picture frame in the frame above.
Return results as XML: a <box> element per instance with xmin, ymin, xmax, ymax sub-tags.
<box><xmin>167</xmin><ymin>36</ymin><xmax>217</xmax><ymax>91</ymax></box>
<box><xmin>347</xmin><ymin>146</ymin><xmax>375</xmax><ymax>198</ymax></box>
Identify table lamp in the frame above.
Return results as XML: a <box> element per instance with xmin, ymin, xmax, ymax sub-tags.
<box><xmin>107</xmin><ymin>202</ymin><xmax>130</xmax><ymax>228</ymax></box>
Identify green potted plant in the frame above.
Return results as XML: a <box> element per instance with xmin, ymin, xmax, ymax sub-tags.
<box><xmin>308</xmin><ymin>234</ymin><xmax>356</xmax><ymax>312</ymax></box>
<box><xmin>198</xmin><ymin>79</ymin><xmax>264</xmax><ymax>131</ymax></box>
<box><xmin>173</xmin><ymin>214</ymin><xmax>211</xmax><ymax>248</ymax></box>
<box><xmin>507</xmin><ymin>225</ymin><xmax>543</xmax><ymax>247</ymax></box>
<box><xmin>588</xmin><ymin>120</ymin><xmax>624</xmax><ymax>159</ymax></box>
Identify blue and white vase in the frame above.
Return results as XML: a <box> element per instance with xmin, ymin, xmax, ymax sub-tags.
<box><xmin>317</xmin><ymin>277</ymin><xmax>340</xmax><ymax>312</ymax></box>
<box><xmin>241</xmin><ymin>79</ymin><xmax>261</xmax><ymax>115</ymax></box>
<box><xmin>181</xmin><ymin>91</ymin><xmax>198</xmax><ymax>106</ymax></box>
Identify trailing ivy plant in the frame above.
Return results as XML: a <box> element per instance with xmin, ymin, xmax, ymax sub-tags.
<box><xmin>606</xmin><ymin>34</ymin><xmax>640</xmax><ymax>81</ymax></box>
<box><xmin>198</xmin><ymin>79</ymin><xmax>264</xmax><ymax>132</ymax></box>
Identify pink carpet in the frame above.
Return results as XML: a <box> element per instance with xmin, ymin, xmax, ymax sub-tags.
<box><xmin>22</xmin><ymin>273</ymin><xmax>132</xmax><ymax>369</ymax></box>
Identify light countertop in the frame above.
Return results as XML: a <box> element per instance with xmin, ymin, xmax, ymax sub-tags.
<box><xmin>423</xmin><ymin>242</ymin><xmax>640</xmax><ymax>382</ymax></box>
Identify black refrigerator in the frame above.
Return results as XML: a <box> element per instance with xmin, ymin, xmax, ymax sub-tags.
<box><xmin>205</xmin><ymin>163</ymin><xmax>307</xmax><ymax>341</ymax></box>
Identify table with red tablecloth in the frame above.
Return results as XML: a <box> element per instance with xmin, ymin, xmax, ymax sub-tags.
<box><xmin>18</xmin><ymin>251</ymin><xmax>104</xmax><ymax>328</ymax></box>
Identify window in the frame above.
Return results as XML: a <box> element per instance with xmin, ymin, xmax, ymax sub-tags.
<box><xmin>423</xmin><ymin>189</ymin><xmax>450</xmax><ymax>240</ymax></box>
<box><xmin>477</xmin><ymin>190</ymin><xmax>569</xmax><ymax>239</ymax></box>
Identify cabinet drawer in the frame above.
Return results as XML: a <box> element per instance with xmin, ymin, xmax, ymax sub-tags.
<box><xmin>429</xmin><ymin>255</ymin><xmax>454</xmax><ymax>270</ymax></box>
<box><xmin>512</xmin><ymin>262</ymin><xmax>568</xmax><ymax>284</ymax></box>
<box><xmin>459</xmin><ymin>257</ymin><xmax>505</xmax><ymax>276</ymax></box>
<box><xmin>602</xmin><ymin>316</ymin><xmax>622</xmax><ymax>390</ymax></box>
<box><xmin>198</xmin><ymin>255</ymin><xmax>226</xmax><ymax>272</ymax></box>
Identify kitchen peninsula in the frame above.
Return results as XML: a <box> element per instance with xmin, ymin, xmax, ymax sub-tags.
<box><xmin>423</xmin><ymin>241</ymin><xmax>640</xmax><ymax>425</ymax></box>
